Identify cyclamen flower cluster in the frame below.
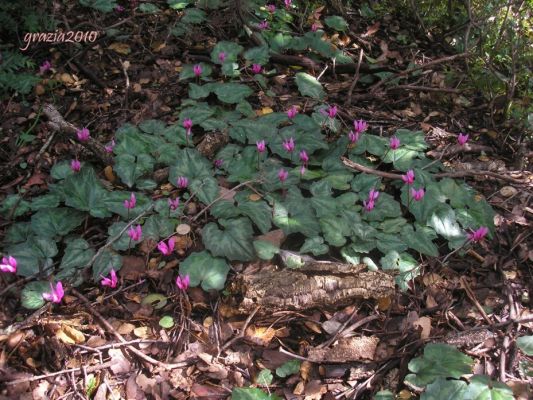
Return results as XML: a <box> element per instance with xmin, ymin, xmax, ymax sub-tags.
<box><xmin>193</xmin><ymin>64</ymin><xmax>202</xmax><ymax>77</ymax></box>
<box><xmin>77</xmin><ymin>127</ymin><xmax>90</xmax><ymax>142</ymax></box>
<box><xmin>363</xmin><ymin>189</ymin><xmax>380</xmax><ymax>212</ymax></box>
<box><xmin>0</xmin><ymin>256</ymin><xmax>17</xmax><ymax>273</ymax></box>
<box><xmin>124</xmin><ymin>192</ymin><xmax>136</xmax><ymax>209</ymax></box>
<box><xmin>43</xmin><ymin>282</ymin><xmax>64</xmax><ymax>303</ymax></box>
<box><xmin>128</xmin><ymin>225</ymin><xmax>142</xmax><ymax>241</ymax></box>
<box><xmin>177</xmin><ymin>176</ymin><xmax>188</xmax><ymax>189</ymax></box>
<box><xmin>176</xmin><ymin>274</ymin><xmax>190</xmax><ymax>291</ymax></box>
<box><xmin>71</xmin><ymin>159</ymin><xmax>81</xmax><ymax>172</ymax></box>
<box><xmin>101</xmin><ymin>269</ymin><xmax>118</xmax><ymax>288</ymax></box>
<box><xmin>287</xmin><ymin>105</ymin><xmax>298</xmax><ymax>119</ymax></box>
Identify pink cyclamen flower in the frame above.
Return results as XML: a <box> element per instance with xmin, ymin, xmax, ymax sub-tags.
<box><xmin>218</xmin><ymin>52</ymin><xmax>226</xmax><ymax>62</ymax></box>
<box><xmin>299</xmin><ymin>150</ymin><xmax>309</xmax><ymax>165</ymax></box>
<box><xmin>284</xmin><ymin>0</ymin><xmax>292</xmax><ymax>9</ymax></box>
<box><xmin>77</xmin><ymin>127</ymin><xmax>90</xmax><ymax>142</ymax></box>
<box><xmin>256</xmin><ymin>140</ymin><xmax>266</xmax><ymax>153</ymax></box>
<box><xmin>39</xmin><ymin>60</ymin><xmax>51</xmax><ymax>74</ymax></box>
<box><xmin>115</xmin><ymin>5</ymin><xmax>125</xmax><ymax>12</ymax></box>
<box><xmin>193</xmin><ymin>64</ymin><xmax>202</xmax><ymax>77</ymax></box>
<box><xmin>176</xmin><ymin>176</ymin><xmax>188</xmax><ymax>189</ymax></box>
<box><xmin>300</xmin><ymin>165</ymin><xmax>306</xmax><ymax>175</ymax></box>
<box><xmin>401</xmin><ymin>169</ymin><xmax>415</xmax><ymax>185</ymax></box>
<box><xmin>258</xmin><ymin>20</ymin><xmax>269</xmax><ymax>30</ymax></box>
<box><xmin>311</xmin><ymin>23</ymin><xmax>318</xmax><ymax>32</ymax></box>
<box><xmin>363</xmin><ymin>199</ymin><xmax>375</xmax><ymax>212</ymax></box>
<box><xmin>214</xmin><ymin>159</ymin><xmax>224</xmax><ymax>168</ymax></box>
<box><xmin>467</xmin><ymin>226</ymin><xmax>489</xmax><ymax>243</ymax></box>
<box><xmin>0</xmin><ymin>256</ymin><xmax>17</xmax><ymax>273</ymax></box>
<box><xmin>70</xmin><ymin>159</ymin><xmax>81</xmax><ymax>172</ymax></box>
<box><xmin>105</xmin><ymin>139</ymin><xmax>115</xmax><ymax>153</ymax></box>
<box><xmin>176</xmin><ymin>274</ymin><xmax>190</xmax><ymax>291</ymax></box>
<box><xmin>42</xmin><ymin>282</ymin><xmax>64</xmax><ymax>304</ymax></box>
<box><xmin>158</xmin><ymin>238</ymin><xmax>175</xmax><ymax>256</ymax></box>
<box><xmin>368</xmin><ymin>189</ymin><xmax>380</xmax><ymax>201</ymax></box>
<box><xmin>348</xmin><ymin>130</ymin><xmax>360</xmax><ymax>144</ymax></box>
<box><xmin>458</xmin><ymin>133</ymin><xmax>469</xmax><ymax>146</ymax></box>
<box><xmin>353</xmin><ymin>119</ymin><xmax>368</xmax><ymax>134</ymax></box>
<box><xmin>183</xmin><ymin>118</ymin><xmax>193</xmax><ymax>136</ymax></box>
<box><xmin>390</xmin><ymin>136</ymin><xmax>400</xmax><ymax>150</ymax></box>
<box><xmin>168</xmin><ymin>197</ymin><xmax>180</xmax><ymax>211</ymax></box>
<box><xmin>411</xmin><ymin>188</ymin><xmax>425</xmax><ymax>201</ymax></box>
<box><xmin>282</xmin><ymin>137</ymin><xmax>295</xmax><ymax>153</ymax></box>
<box><xmin>128</xmin><ymin>225</ymin><xmax>142</xmax><ymax>241</ymax></box>
<box><xmin>266</xmin><ymin>4</ymin><xmax>276</xmax><ymax>12</ymax></box>
<box><xmin>287</xmin><ymin>105</ymin><xmax>298</xmax><ymax>119</ymax></box>
<box><xmin>124</xmin><ymin>192</ymin><xmax>136</xmax><ymax>209</ymax></box>
<box><xmin>327</xmin><ymin>105</ymin><xmax>337</xmax><ymax>118</ymax></box>
<box><xmin>101</xmin><ymin>269</ymin><xmax>118</xmax><ymax>288</ymax></box>
<box><xmin>278</xmin><ymin>169</ymin><xmax>288</xmax><ymax>182</ymax></box>
<box><xmin>251</xmin><ymin>64</ymin><xmax>262</xmax><ymax>74</ymax></box>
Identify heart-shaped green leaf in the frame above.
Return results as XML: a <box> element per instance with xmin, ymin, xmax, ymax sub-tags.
<box><xmin>202</xmin><ymin>218</ymin><xmax>255</xmax><ymax>261</ymax></box>
<box><xmin>179</xmin><ymin>251</ymin><xmax>230</xmax><ymax>291</ymax></box>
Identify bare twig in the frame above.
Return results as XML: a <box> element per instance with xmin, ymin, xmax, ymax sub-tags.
<box><xmin>72</xmin><ymin>289</ymin><xmax>191</xmax><ymax>370</ymax></box>
<box><xmin>346</xmin><ymin>48</ymin><xmax>364</xmax><ymax>106</ymax></box>
<box><xmin>218</xmin><ymin>306</ymin><xmax>260</xmax><ymax>354</ymax></box>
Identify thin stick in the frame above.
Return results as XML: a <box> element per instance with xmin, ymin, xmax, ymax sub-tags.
<box><xmin>5</xmin><ymin>361</ymin><xmax>114</xmax><ymax>386</ymax></box>
<box><xmin>192</xmin><ymin>180</ymin><xmax>259</xmax><ymax>222</ymax></box>
<box><xmin>370</xmin><ymin>52</ymin><xmax>469</xmax><ymax>93</ymax></box>
<box><xmin>218</xmin><ymin>306</ymin><xmax>260</xmax><ymax>354</ymax></box>
<box><xmin>346</xmin><ymin>48</ymin><xmax>364</xmax><ymax>106</ymax></box>
<box><xmin>72</xmin><ymin>289</ymin><xmax>190</xmax><ymax>370</ymax></box>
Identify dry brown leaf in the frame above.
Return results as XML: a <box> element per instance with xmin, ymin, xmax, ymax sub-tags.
<box><xmin>108</xmin><ymin>42</ymin><xmax>131</xmax><ymax>55</ymax></box>
<box><xmin>378</xmin><ymin>296</ymin><xmax>392</xmax><ymax>311</ymax></box>
<box><xmin>56</xmin><ymin>325</ymin><xmax>85</xmax><ymax>344</ymax></box>
<box><xmin>120</xmin><ymin>256</ymin><xmax>146</xmax><ymax>280</ymax></box>
<box><xmin>104</xmin><ymin>166</ymin><xmax>116</xmax><ymax>182</ymax></box>
<box><xmin>363</xmin><ymin>22</ymin><xmax>380</xmax><ymax>37</ymax></box>
<box><xmin>117</xmin><ymin>322</ymin><xmax>136</xmax><ymax>335</ymax></box>
<box><xmin>133</xmin><ymin>326</ymin><xmax>150</xmax><ymax>339</ymax></box>
<box><xmin>108</xmin><ymin>349</ymin><xmax>132</xmax><ymax>374</ymax></box>
<box><xmin>255</xmin><ymin>229</ymin><xmax>286</xmax><ymax>248</ymax></box>
<box><xmin>413</xmin><ymin>316</ymin><xmax>431</xmax><ymax>339</ymax></box>
<box><xmin>245</xmin><ymin>325</ymin><xmax>277</xmax><ymax>346</ymax></box>
<box><xmin>304</xmin><ymin>321</ymin><xmax>322</xmax><ymax>334</ymax></box>
<box><xmin>248</xmin><ymin>193</ymin><xmax>262</xmax><ymax>201</ymax></box>
<box><xmin>300</xmin><ymin>360</ymin><xmax>313</xmax><ymax>381</ymax></box>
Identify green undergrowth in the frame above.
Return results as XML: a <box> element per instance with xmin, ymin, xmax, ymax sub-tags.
<box><xmin>1</xmin><ymin>1</ymin><xmax>495</xmax><ymax>308</ymax></box>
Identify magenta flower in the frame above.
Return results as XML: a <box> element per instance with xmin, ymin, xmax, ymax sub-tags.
<box><xmin>124</xmin><ymin>192</ymin><xmax>136</xmax><ymax>209</ymax></box>
<box><xmin>311</xmin><ymin>23</ymin><xmax>318</xmax><ymax>32</ymax></box>
<box><xmin>299</xmin><ymin>150</ymin><xmax>309</xmax><ymax>165</ymax></box>
<box><xmin>411</xmin><ymin>188</ymin><xmax>425</xmax><ymax>201</ymax></box>
<box><xmin>193</xmin><ymin>64</ymin><xmax>202</xmax><ymax>77</ymax></box>
<box><xmin>76</xmin><ymin>127</ymin><xmax>90</xmax><ymax>142</ymax></box>
<box><xmin>115</xmin><ymin>5</ymin><xmax>125</xmax><ymax>12</ymax></box>
<box><xmin>284</xmin><ymin>0</ymin><xmax>292</xmax><ymax>9</ymax></box>
<box><xmin>183</xmin><ymin>118</ymin><xmax>193</xmax><ymax>136</ymax></box>
<box><xmin>168</xmin><ymin>197</ymin><xmax>180</xmax><ymax>211</ymax></box>
<box><xmin>266</xmin><ymin>4</ymin><xmax>276</xmax><ymax>12</ymax></box>
<box><xmin>158</xmin><ymin>238</ymin><xmax>175</xmax><ymax>256</ymax></box>
<box><xmin>104</xmin><ymin>139</ymin><xmax>115</xmax><ymax>153</ymax></box>
<box><xmin>70</xmin><ymin>159</ymin><xmax>81</xmax><ymax>172</ymax></box>
<box><xmin>176</xmin><ymin>274</ymin><xmax>190</xmax><ymax>291</ymax></box>
<box><xmin>457</xmin><ymin>133</ymin><xmax>469</xmax><ymax>146</ymax></box>
<box><xmin>128</xmin><ymin>225</ymin><xmax>142</xmax><ymax>241</ymax></box>
<box><xmin>282</xmin><ymin>137</ymin><xmax>295</xmax><ymax>153</ymax></box>
<box><xmin>278</xmin><ymin>169</ymin><xmax>288</xmax><ymax>182</ymax></box>
<box><xmin>363</xmin><ymin>199</ymin><xmax>375</xmax><ymax>212</ymax></box>
<box><xmin>327</xmin><ymin>105</ymin><xmax>337</xmax><ymax>118</ymax></box>
<box><xmin>467</xmin><ymin>226</ymin><xmax>488</xmax><ymax>243</ymax></box>
<box><xmin>42</xmin><ymin>281</ymin><xmax>64</xmax><ymax>304</ymax></box>
<box><xmin>256</xmin><ymin>140</ymin><xmax>266</xmax><ymax>153</ymax></box>
<box><xmin>368</xmin><ymin>189</ymin><xmax>380</xmax><ymax>201</ymax></box>
<box><xmin>390</xmin><ymin>136</ymin><xmax>400</xmax><ymax>150</ymax></box>
<box><xmin>287</xmin><ymin>105</ymin><xmax>298</xmax><ymax>119</ymax></box>
<box><xmin>176</xmin><ymin>176</ymin><xmax>188</xmax><ymax>189</ymax></box>
<box><xmin>0</xmin><ymin>256</ymin><xmax>17</xmax><ymax>274</ymax></box>
<box><xmin>39</xmin><ymin>60</ymin><xmax>51</xmax><ymax>74</ymax></box>
<box><xmin>218</xmin><ymin>52</ymin><xmax>226</xmax><ymax>62</ymax></box>
<box><xmin>353</xmin><ymin>119</ymin><xmax>368</xmax><ymax>134</ymax></box>
<box><xmin>300</xmin><ymin>165</ymin><xmax>306</xmax><ymax>175</ymax></box>
<box><xmin>251</xmin><ymin>64</ymin><xmax>262</xmax><ymax>74</ymax></box>
<box><xmin>214</xmin><ymin>159</ymin><xmax>224</xmax><ymax>168</ymax></box>
<box><xmin>401</xmin><ymin>169</ymin><xmax>415</xmax><ymax>185</ymax></box>
<box><xmin>258</xmin><ymin>20</ymin><xmax>269</xmax><ymax>30</ymax></box>
<box><xmin>101</xmin><ymin>269</ymin><xmax>118</xmax><ymax>288</ymax></box>
<box><xmin>348</xmin><ymin>130</ymin><xmax>360</xmax><ymax>144</ymax></box>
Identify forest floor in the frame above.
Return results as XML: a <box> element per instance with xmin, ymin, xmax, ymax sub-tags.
<box><xmin>0</xmin><ymin>1</ymin><xmax>532</xmax><ymax>399</ymax></box>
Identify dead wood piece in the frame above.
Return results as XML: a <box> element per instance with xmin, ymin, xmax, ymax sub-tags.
<box><xmin>196</xmin><ymin>130</ymin><xmax>229</xmax><ymax>159</ymax></box>
<box><xmin>43</xmin><ymin>104</ymin><xmax>113</xmax><ymax>165</ymax></box>
<box><xmin>442</xmin><ymin>329</ymin><xmax>495</xmax><ymax>347</ymax></box>
<box><xmin>307</xmin><ymin>336</ymin><xmax>379</xmax><ymax>363</ymax></box>
<box><xmin>236</xmin><ymin>264</ymin><xmax>395</xmax><ymax>314</ymax></box>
